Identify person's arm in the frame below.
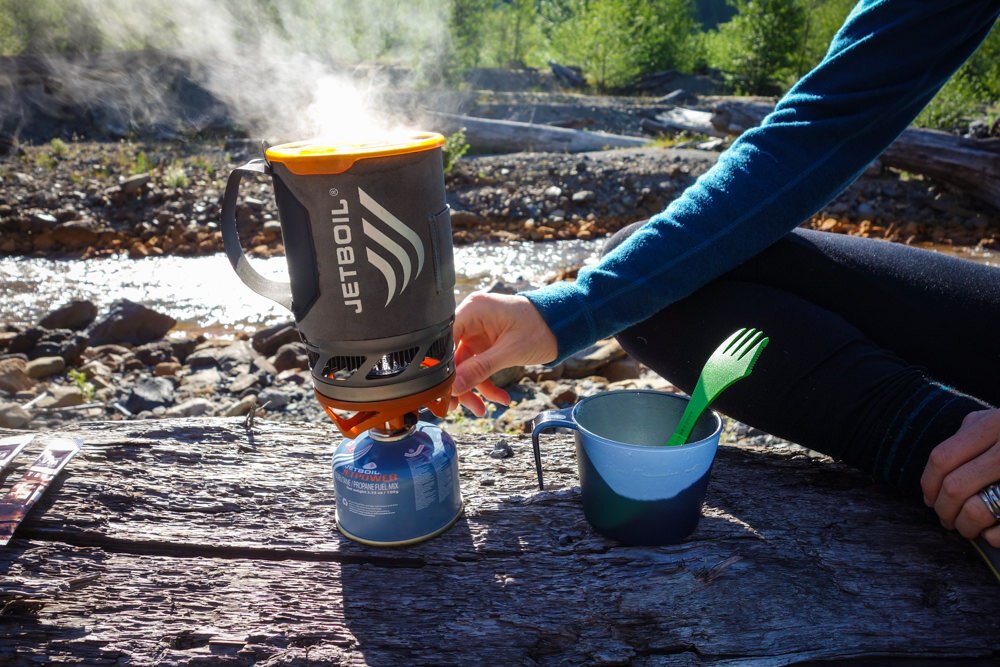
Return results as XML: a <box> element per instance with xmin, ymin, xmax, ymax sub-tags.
<box><xmin>523</xmin><ymin>0</ymin><xmax>1000</xmax><ymax>363</ymax></box>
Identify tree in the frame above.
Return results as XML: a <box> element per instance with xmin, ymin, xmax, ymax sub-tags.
<box><xmin>449</xmin><ymin>0</ymin><xmax>492</xmax><ymax>70</ymax></box>
<box><xmin>550</xmin><ymin>0</ymin><xmax>701</xmax><ymax>91</ymax></box>
<box><xmin>706</xmin><ymin>0</ymin><xmax>808</xmax><ymax>95</ymax></box>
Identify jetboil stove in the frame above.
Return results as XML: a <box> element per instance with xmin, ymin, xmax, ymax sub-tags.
<box><xmin>221</xmin><ymin>132</ymin><xmax>462</xmax><ymax>546</ymax></box>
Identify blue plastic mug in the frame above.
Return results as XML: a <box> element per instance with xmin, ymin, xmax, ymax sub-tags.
<box><xmin>531</xmin><ymin>390</ymin><xmax>722</xmax><ymax>545</ymax></box>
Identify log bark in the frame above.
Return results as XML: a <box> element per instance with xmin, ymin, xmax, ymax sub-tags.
<box><xmin>0</xmin><ymin>418</ymin><xmax>997</xmax><ymax>665</ymax></box>
<box><xmin>429</xmin><ymin>112</ymin><xmax>648</xmax><ymax>154</ymax></box>
<box><xmin>708</xmin><ymin>100</ymin><xmax>1000</xmax><ymax>210</ymax></box>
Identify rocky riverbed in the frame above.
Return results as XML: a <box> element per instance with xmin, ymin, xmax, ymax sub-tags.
<box><xmin>0</xmin><ymin>293</ymin><xmax>670</xmax><ymax>434</ymax></box>
<box><xmin>1</xmin><ymin>138</ymin><xmax>997</xmax><ymax>260</ymax></box>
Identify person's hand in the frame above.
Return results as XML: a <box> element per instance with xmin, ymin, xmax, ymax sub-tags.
<box><xmin>450</xmin><ymin>291</ymin><xmax>558</xmax><ymax>417</ymax></box>
<box><xmin>920</xmin><ymin>408</ymin><xmax>1000</xmax><ymax>547</ymax></box>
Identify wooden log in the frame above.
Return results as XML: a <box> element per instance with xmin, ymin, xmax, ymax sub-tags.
<box><xmin>708</xmin><ymin>100</ymin><xmax>1000</xmax><ymax>210</ymax></box>
<box><xmin>548</xmin><ymin>60</ymin><xmax>586</xmax><ymax>89</ymax></box>
<box><xmin>0</xmin><ymin>418</ymin><xmax>997</xmax><ymax>664</ymax></box>
<box><xmin>650</xmin><ymin>107</ymin><xmax>727</xmax><ymax>138</ymax></box>
<box><xmin>428</xmin><ymin>112</ymin><xmax>648</xmax><ymax>154</ymax></box>
<box><xmin>883</xmin><ymin>130</ymin><xmax>1000</xmax><ymax>211</ymax></box>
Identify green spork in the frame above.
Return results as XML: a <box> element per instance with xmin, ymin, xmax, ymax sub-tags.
<box><xmin>666</xmin><ymin>327</ymin><xmax>770</xmax><ymax>446</ymax></box>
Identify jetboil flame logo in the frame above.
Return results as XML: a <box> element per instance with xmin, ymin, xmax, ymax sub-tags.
<box><xmin>330</xmin><ymin>188</ymin><xmax>426</xmax><ymax>313</ymax></box>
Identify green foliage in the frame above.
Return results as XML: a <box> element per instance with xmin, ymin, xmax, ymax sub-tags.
<box><xmin>794</xmin><ymin>0</ymin><xmax>855</xmax><ymax>78</ymax></box>
<box><xmin>131</xmin><ymin>151</ymin><xmax>152</xmax><ymax>175</ymax></box>
<box><xmin>479</xmin><ymin>0</ymin><xmax>546</xmax><ymax>69</ymax></box>
<box><xmin>449</xmin><ymin>0</ymin><xmax>492</xmax><ymax>70</ymax></box>
<box><xmin>48</xmin><ymin>137</ymin><xmax>68</xmax><ymax>157</ymax></box>
<box><xmin>189</xmin><ymin>155</ymin><xmax>216</xmax><ymax>177</ymax></box>
<box><xmin>443</xmin><ymin>128</ymin><xmax>470</xmax><ymax>173</ymax></box>
<box><xmin>550</xmin><ymin>0</ymin><xmax>701</xmax><ymax>91</ymax></box>
<box><xmin>704</xmin><ymin>0</ymin><xmax>808</xmax><ymax>95</ymax></box>
<box><xmin>164</xmin><ymin>165</ymin><xmax>189</xmax><ymax>188</ymax></box>
<box><xmin>916</xmin><ymin>22</ymin><xmax>1000</xmax><ymax>131</ymax></box>
<box><xmin>0</xmin><ymin>0</ymin><xmax>107</xmax><ymax>55</ymax></box>
<box><xmin>67</xmin><ymin>369</ymin><xmax>95</xmax><ymax>402</ymax></box>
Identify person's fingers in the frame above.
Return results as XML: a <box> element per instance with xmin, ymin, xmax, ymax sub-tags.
<box><xmin>954</xmin><ymin>491</ymin><xmax>1000</xmax><ymax>539</ymax></box>
<box><xmin>921</xmin><ymin>410</ymin><xmax>997</xmax><ymax>507</ymax></box>
<box><xmin>457</xmin><ymin>390</ymin><xmax>486</xmax><ymax>417</ymax></box>
<box><xmin>933</xmin><ymin>441</ymin><xmax>1000</xmax><ymax>530</ymax></box>
<box><xmin>475</xmin><ymin>378</ymin><xmax>511</xmax><ymax>406</ymax></box>
<box><xmin>983</xmin><ymin>523</ymin><xmax>1000</xmax><ymax>548</ymax></box>
<box><xmin>453</xmin><ymin>344</ymin><xmax>509</xmax><ymax>395</ymax></box>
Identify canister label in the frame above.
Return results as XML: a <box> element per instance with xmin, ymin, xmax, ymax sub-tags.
<box><xmin>332</xmin><ymin>423</ymin><xmax>462</xmax><ymax>544</ymax></box>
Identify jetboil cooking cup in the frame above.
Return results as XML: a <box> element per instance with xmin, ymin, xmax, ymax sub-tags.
<box><xmin>220</xmin><ymin>133</ymin><xmax>457</xmax><ymax>435</ymax></box>
<box><xmin>532</xmin><ymin>390</ymin><xmax>722</xmax><ymax>545</ymax></box>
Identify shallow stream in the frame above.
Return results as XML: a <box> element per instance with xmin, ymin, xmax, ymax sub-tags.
<box><xmin>1</xmin><ymin>240</ymin><xmax>995</xmax><ymax>337</ymax></box>
<box><xmin>0</xmin><ymin>240</ymin><xmax>604</xmax><ymax>335</ymax></box>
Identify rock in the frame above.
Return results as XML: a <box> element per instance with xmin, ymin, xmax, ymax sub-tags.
<box><xmin>186</xmin><ymin>341</ymin><xmax>253</xmax><ymax>371</ymax></box>
<box><xmin>607</xmin><ymin>377</ymin><xmax>676</xmax><ymax>393</ymax></box>
<box><xmin>222</xmin><ymin>395</ymin><xmax>257</xmax><ymax>417</ymax></box>
<box><xmin>495</xmin><ymin>393</ymin><xmax>557</xmax><ymax>434</ymax></box>
<box><xmin>857</xmin><ymin>202</ymin><xmax>876</xmax><ymax>218</ymax></box>
<box><xmin>486</xmin><ymin>281</ymin><xmax>518</xmax><ymax>295</ymax></box>
<box><xmin>38</xmin><ymin>300</ymin><xmax>98</xmax><ymax>331</ymax></box>
<box><xmin>490</xmin><ymin>365</ymin><xmax>526</xmax><ymax>389</ymax></box>
<box><xmin>36</xmin><ymin>385</ymin><xmax>86</xmax><ymax>409</ymax></box>
<box><xmin>28</xmin><ymin>212</ymin><xmax>58</xmax><ymax>230</ymax></box>
<box><xmin>449</xmin><ymin>209</ymin><xmax>483</xmax><ymax>229</ymax></box>
<box><xmin>179</xmin><ymin>368</ymin><xmax>223</xmax><ymax>392</ymax></box>
<box><xmin>121</xmin><ymin>173</ymin><xmax>151</xmax><ymax>194</ymax></box>
<box><xmin>51</xmin><ymin>220</ymin><xmax>101</xmax><ymax>247</ymax></box>
<box><xmin>165</xmin><ymin>398</ymin><xmax>215</xmax><ymax>418</ymax></box>
<box><xmin>25</xmin><ymin>356</ymin><xmax>66</xmax><ymax>379</ymax></box>
<box><xmin>276</xmin><ymin>369</ymin><xmax>310</xmax><ymax>385</ymax></box>
<box><xmin>31</xmin><ymin>329</ymin><xmax>89</xmax><ymax>364</ymax></box>
<box><xmin>250</xmin><ymin>354</ymin><xmax>278</xmax><ymax>378</ymax></box>
<box><xmin>7</xmin><ymin>328</ymin><xmax>43</xmax><ymax>354</ymax></box>
<box><xmin>489</xmin><ymin>437</ymin><xmax>514</xmax><ymax>459</ymax></box>
<box><xmin>154</xmin><ymin>361</ymin><xmax>182</xmax><ymax>377</ymax></box>
<box><xmin>562</xmin><ymin>338</ymin><xmax>625</xmax><ymax>379</ymax></box>
<box><xmin>88</xmin><ymin>300</ymin><xmax>176</xmax><ymax>346</ymax></box>
<box><xmin>228</xmin><ymin>372</ymin><xmax>260</xmax><ymax>394</ymax></box>
<box><xmin>601</xmin><ymin>357</ymin><xmax>642</xmax><ymax>383</ymax></box>
<box><xmin>549</xmin><ymin>383</ymin><xmax>578</xmax><ymax>406</ymax></box>
<box><xmin>251</xmin><ymin>322</ymin><xmax>299</xmax><ymax>356</ymax></box>
<box><xmin>134</xmin><ymin>341</ymin><xmax>176</xmax><ymax>366</ymax></box>
<box><xmin>524</xmin><ymin>363</ymin><xmax>564</xmax><ymax>382</ymax></box>
<box><xmin>0</xmin><ymin>358</ymin><xmax>35</xmax><ymax>394</ymax></box>
<box><xmin>258</xmin><ymin>387</ymin><xmax>294</xmax><ymax>410</ymax></box>
<box><xmin>125</xmin><ymin>377</ymin><xmax>175</xmax><ymax>413</ymax></box>
<box><xmin>170</xmin><ymin>335</ymin><xmax>204</xmax><ymax>363</ymax></box>
<box><xmin>0</xmin><ymin>403</ymin><xmax>31</xmax><ymax>428</ymax></box>
<box><xmin>571</xmin><ymin>190</ymin><xmax>596</xmax><ymax>203</ymax></box>
<box><xmin>544</xmin><ymin>185</ymin><xmax>562</xmax><ymax>198</ymax></box>
<box><xmin>79</xmin><ymin>360</ymin><xmax>112</xmax><ymax>381</ymax></box>
<box><xmin>273</xmin><ymin>343</ymin><xmax>309</xmax><ymax>372</ymax></box>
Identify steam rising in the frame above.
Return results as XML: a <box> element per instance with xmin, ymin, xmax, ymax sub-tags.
<box><xmin>34</xmin><ymin>0</ymin><xmax>451</xmax><ymax>141</ymax></box>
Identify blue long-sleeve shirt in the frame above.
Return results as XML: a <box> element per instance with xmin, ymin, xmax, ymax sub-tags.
<box><xmin>523</xmin><ymin>0</ymin><xmax>1000</xmax><ymax>363</ymax></box>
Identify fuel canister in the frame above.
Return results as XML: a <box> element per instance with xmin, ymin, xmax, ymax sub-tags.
<box><xmin>332</xmin><ymin>421</ymin><xmax>463</xmax><ymax>546</ymax></box>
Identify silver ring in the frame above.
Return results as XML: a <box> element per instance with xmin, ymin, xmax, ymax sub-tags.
<box><xmin>980</xmin><ymin>482</ymin><xmax>1000</xmax><ymax>522</ymax></box>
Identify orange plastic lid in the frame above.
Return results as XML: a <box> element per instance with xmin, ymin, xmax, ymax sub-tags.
<box><xmin>265</xmin><ymin>131</ymin><xmax>445</xmax><ymax>176</ymax></box>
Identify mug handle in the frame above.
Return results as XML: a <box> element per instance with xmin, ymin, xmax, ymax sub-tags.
<box><xmin>530</xmin><ymin>407</ymin><xmax>577</xmax><ymax>491</ymax></box>
<box><xmin>220</xmin><ymin>159</ymin><xmax>294</xmax><ymax>311</ymax></box>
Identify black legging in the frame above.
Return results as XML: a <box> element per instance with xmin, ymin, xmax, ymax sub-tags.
<box><xmin>606</xmin><ymin>225</ymin><xmax>1000</xmax><ymax>499</ymax></box>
